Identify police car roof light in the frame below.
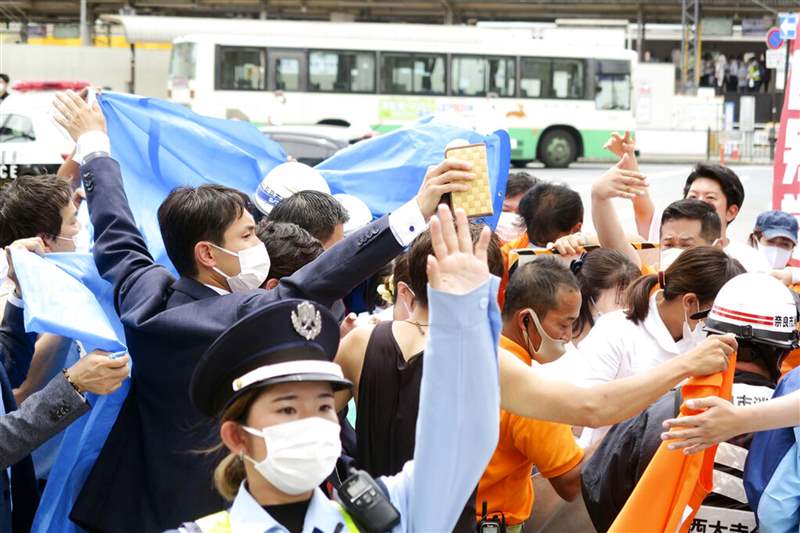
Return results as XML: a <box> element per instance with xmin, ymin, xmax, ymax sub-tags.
<box><xmin>11</xmin><ymin>81</ymin><xmax>91</xmax><ymax>92</ymax></box>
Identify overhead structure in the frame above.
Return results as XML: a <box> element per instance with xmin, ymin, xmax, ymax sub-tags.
<box><xmin>1</xmin><ymin>0</ymin><xmax>797</xmax><ymax>25</ymax></box>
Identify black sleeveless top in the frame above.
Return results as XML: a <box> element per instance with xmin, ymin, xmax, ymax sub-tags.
<box><xmin>355</xmin><ymin>321</ymin><xmax>478</xmax><ymax>533</ymax></box>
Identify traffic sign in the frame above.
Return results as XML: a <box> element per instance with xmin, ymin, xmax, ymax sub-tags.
<box><xmin>779</xmin><ymin>12</ymin><xmax>798</xmax><ymax>40</ymax></box>
<box><xmin>767</xmin><ymin>27</ymin><xmax>785</xmax><ymax>49</ymax></box>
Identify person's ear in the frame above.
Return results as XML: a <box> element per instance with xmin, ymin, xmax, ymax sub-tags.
<box><xmin>195</xmin><ymin>242</ymin><xmax>218</xmax><ymax>269</ymax></box>
<box><xmin>220</xmin><ymin>421</ymin><xmax>249</xmax><ymax>456</ymax></box>
<box><xmin>711</xmin><ymin>238</ymin><xmax>725</xmax><ymax>249</ymax></box>
<box><xmin>570</xmin><ymin>222</ymin><xmax>583</xmax><ymax>234</ymax></box>
<box><xmin>265</xmin><ymin>278</ymin><xmax>279</xmax><ymax>290</ymax></box>
<box><xmin>38</xmin><ymin>233</ymin><xmax>55</xmax><ymax>253</ymax></box>
<box><xmin>682</xmin><ymin>293</ymin><xmax>699</xmax><ymax>313</ymax></box>
<box><xmin>726</xmin><ymin>204</ymin><xmax>740</xmax><ymax>224</ymax></box>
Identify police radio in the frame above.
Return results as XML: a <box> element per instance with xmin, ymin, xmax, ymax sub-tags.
<box><xmin>337</xmin><ymin>468</ymin><xmax>401</xmax><ymax>532</ymax></box>
<box><xmin>477</xmin><ymin>501</ymin><xmax>507</xmax><ymax>533</ymax></box>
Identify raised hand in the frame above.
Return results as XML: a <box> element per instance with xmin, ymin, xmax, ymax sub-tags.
<box><xmin>5</xmin><ymin>237</ymin><xmax>47</xmax><ymax>297</ymax></box>
<box><xmin>549</xmin><ymin>232</ymin><xmax>586</xmax><ymax>256</ymax></box>
<box><xmin>683</xmin><ymin>334</ymin><xmax>736</xmax><ymax>377</ymax></box>
<box><xmin>427</xmin><ymin>205</ymin><xmax>491</xmax><ymax>295</ymax></box>
<box><xmin>591</xmin><ymin>154</ymin><xmax>648</xmax><ymax>201</ymax></box>
<box><xmin>603</xmin><ymin>131</ymin><xmax>635</xmax><ymax>158</ymax></box>
<box><xmin>53</xmin><ymin>89</ymin><xmax>107</xmax><ymax>142</ymax></box>
<box><xmin>416</xmin><ymin>160</ymin><xmax>475</xmax><ymax>220</ymax></box>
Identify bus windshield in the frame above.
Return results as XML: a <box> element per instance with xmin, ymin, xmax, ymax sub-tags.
<box><xmin>169</xmin><ymin>42</ymin><xmax>197</xmax><ymax>81</ymax></box>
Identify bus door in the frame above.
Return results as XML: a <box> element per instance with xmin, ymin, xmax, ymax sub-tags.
<box><xmin>268</xmin><ymin>50</ymin><xmax>307</xmax><ymax>125</ymax></box>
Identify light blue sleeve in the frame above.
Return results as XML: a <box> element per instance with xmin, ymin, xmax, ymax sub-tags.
<box><xmin>381</xmin><ymin>277</ymin><xmax>502</xmax><ymax>533</ymax></box>
<box><xmin>756</xmin><ymin>427</ymin><xmax>800</xmax><ymax>533</ymax></box>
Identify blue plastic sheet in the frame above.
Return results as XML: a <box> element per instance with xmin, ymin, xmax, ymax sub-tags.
<box><xmin>98</xmin><ymin>92</ymin><xmax>288</xmax><ymax>270</ymax></box>
<box><xmin>14</xmin><ymin>252</ymin><xmax>128</xmax><ymax>533</ymax></box>
<box><xmin>316</xmin><ymin>117</ymin><xmax>511</xmax><ymax>229</ymax></box>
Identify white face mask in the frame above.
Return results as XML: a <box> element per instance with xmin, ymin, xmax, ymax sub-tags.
<box><xmin>759</xmin><ymin>245</ymin><xmax>793</xmax><ymax>270</ymax></box>
<box><xmin>495</xmin><ymin>212</ymin><xmax>525</xmax><ymax>242</ymax></box>
<box><xmin>677</xmin><ymin>303</ymin><xmax>707</xmax><ymax>351</ymax></box>
<box><xmin>524</xmin><ymin>310</ymin><xmax>567</xmax><ymax>363</ymax></box>
<box><xmin>211</xmin><ymin>242</ymin><xmax>270</xmax><ymax>292</ymax></box>
<box><xmin>242</xmin><ymin>417</ymin><xmax>341</xmax><ymax>495</ymax></box>
<box><xmin>659</xmin><ymin>247</ymin><xmax>685</xmax><ymax>271</ymax></box>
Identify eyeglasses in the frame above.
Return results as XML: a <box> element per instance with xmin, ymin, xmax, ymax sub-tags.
<box><xmin>689</xmin><ymin>308</ymin><xmax>712</xmax><ymax>321</ymax></box>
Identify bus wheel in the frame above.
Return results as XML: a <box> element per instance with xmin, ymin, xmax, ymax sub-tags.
<box><xmin>539</xmin><ymin>129</ymin><xmax>577</xmax><ymax>169</ymax></box>
<box><xmin>510</xmin><ymin>159</ymin><xmax>531</xmax><ymax>168</ymax></box>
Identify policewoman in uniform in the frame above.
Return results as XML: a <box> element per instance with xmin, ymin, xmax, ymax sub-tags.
<box><xmin>171</xmin><ymin>206</ymin><xmax>502</xmax><ymax>533</ymax></box>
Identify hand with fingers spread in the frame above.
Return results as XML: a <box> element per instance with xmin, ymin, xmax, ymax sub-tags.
<box><xmin>416</xmin><ymin>160</ymin><xmax>476</xmax><ymax>220</ymax></box>
<box><xmin>591</xmin><ymin>153</ymin><xmax>648</xmax><ymax>201</ymax></box>
<box><xmin>53</xmin><ymin>89</ymin><xmax>107</xmax><ymax>142</ymax></box>
<box><xmin>660</xmin><ymin>396</ymin><xmax>739</xmax><ymax>454</ymax></box>
<box><xmin>427</xmin><ymin>205</ymin><xmax>491</xmax><ymax>295</ymax></box>
<box><xmin>604</xmin><ymin>131</ymin><xmax>636</xmax><ymax>160</ymax></box>
<box><xmin>65</xmin><ymin>351</ymin><xmax>131</xmax><ymax>395</ymax></box>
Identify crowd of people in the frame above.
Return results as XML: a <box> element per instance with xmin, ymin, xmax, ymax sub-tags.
<box><xmin>0</xmin><ymin>89</ymin><xmax>798</xmax><ymax>533</ymax></box>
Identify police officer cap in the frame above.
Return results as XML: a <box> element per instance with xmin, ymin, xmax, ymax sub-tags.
<box><xmin>191</xmin><ymin>299</ymin><xmax>351</xmax><ymax>418</ymax></box>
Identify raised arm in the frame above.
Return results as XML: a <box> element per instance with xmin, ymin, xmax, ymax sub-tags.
<box><xmin>382</xmin><ymin>206</ymin><xmax>501</xmax><ymax>532</ymax></box>
<box><xmin>499</xmin><ymin>334</ymin><xmax>736</xmax><ymax>428</ymax></box>
<box><xmin>591</xmin><ymin>154</ymin><xmax>647</xmax><ymax>268</ymax></box>
<box><xmin>53</xmin><ymin>91</ymin><xmax>165</xmax><ymax>305</ymax></box>
<box><xmin>605</xmin><ymin>132</ymin><xmax>655</xmax><ymax>239</ymax></box>
<box><xmin>660</xmin><ymin>389</ymin><xmax>800</xmax><ymax>454</ymax></box>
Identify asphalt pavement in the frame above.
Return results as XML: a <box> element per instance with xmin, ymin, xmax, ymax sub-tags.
<box><xmin>524</xmin><ymin>162</ymin><xmax>775</xmax><ymax>243</ymax></box>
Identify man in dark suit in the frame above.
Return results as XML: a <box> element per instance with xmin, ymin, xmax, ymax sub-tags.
<box><xmin>53</xmin><ymin>90</ymin><xmax>475</xmax><ymax>532</ymax></box>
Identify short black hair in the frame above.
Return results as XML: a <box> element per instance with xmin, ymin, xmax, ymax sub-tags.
<box><xmin>407</xmin><ymin>223</ymin><xmax>503</xmax><ymax>307</ymax></box>
<box><xmin>0</xmin><ymin>174</ymin><xmax>72</xmax><ymax>247</ymax></box>
<box><xmin>502</xmin><ymin>256</ymin><xmax>580</xmax><ymax>321</ymax></box>
<box><xmin>518</xmin><ymin>182</ymin><xmax>583</xmax><ymax>246</ymax></box>
<box><xmin>660</xmin><ymin>198</ymin><xmax>722</xmax><ymax>244</ymax></box>
<box><xmin>506</xmin><ymin>171</ymin><xmax>539</xmax><ymax>198</ymax></box>
<box><xmin>0</xmin><ymin>74</ymin><xmax>8</xmax><ymax>84</ymax></box>
<box><xmin>256</xmin><ymin>221</ymin><xmax>324</xmax><ymax>279</ymax></box>
<box><xmin>683</xmin><ymin>163</ymin><xmax>745</xmax><ymax>211</ymax></box>
<box><xmin>157</xmin><ymin>184</ymin><xmax>249</xmax><ymax>277</ymax></box>
<box><xmin>268</xmin><ymin>191</ymin><xmax>349</xmax><ymax>244</ymax></box>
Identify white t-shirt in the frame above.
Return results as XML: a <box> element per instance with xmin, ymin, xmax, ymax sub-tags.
<box><xmin>648</xmin><ymin>211</ymin><xmax>769</xmax><ymax>272</ymax></box>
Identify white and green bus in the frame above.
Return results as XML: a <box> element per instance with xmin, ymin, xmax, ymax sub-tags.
<box><xmin>168</xmin><ymin>21</ymin><xmax>635</xmax><ymax>167</ymax></box>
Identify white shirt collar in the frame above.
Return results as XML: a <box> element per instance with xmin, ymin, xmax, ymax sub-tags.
<box><xmin>642</xmin><ymin>291</ymin><xmax>682</xmax><ymax>355</ymax></box>
<box><xmin>203</xmin><ymin>283</ymin><xmax>230</xmax><ymax>296</ymax></box>
<box><xmin>229</xmin><ymin>483</ymin><xmax>349</xmax><ymax>533</ymax></box>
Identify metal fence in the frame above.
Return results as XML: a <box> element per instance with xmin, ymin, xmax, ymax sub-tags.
<box><xmin>709</xmin><ymin>126</ymin><xmax>776</xmax><ymax>164</ymax></box>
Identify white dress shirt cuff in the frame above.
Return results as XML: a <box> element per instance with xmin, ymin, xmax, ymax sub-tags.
<box><xmin>6</xmin><ymin>293</ymin><xmax>24</xmax><ymax>308</ymax></box>
<box><xmin>388</xmin><ymin>198</ymin><xmax>427</xmax><ymax>247</ymax></box>
<box><xmin>76</xmin><ymin>131</ymin><xmax>111</xmax><ymax>164</ymax></box>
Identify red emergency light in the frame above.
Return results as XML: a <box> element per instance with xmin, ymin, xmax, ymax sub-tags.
<box><xmin>11</xmin><ymin>81</ymin><xmax>91</xmax><ymax>92</ymax></box>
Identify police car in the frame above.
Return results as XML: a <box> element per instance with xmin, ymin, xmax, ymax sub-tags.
<box><xmin>0</xmin><ymin>81</ymin><xmax>85</xmax><ymax>181</ymax></box>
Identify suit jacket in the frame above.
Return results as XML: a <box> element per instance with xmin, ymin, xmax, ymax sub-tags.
<box><xmin>0</xmin><ymin>302</ymin><xmax>44</xmax><ymax>533</ymax></box>
<box><xmin>71</xmin><ymin>156</ymin><xmax>406</xmax><ymax>533</ymax></box>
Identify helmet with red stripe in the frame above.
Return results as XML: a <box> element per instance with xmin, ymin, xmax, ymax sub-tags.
<box><xmin>706</xmin><ymin>273</ymin><xmax>798</xmax><ymax>348</ymax></box>
<box><xmin>705</xmin><ymin>273</ymin><xmax>799</xmax><ymax>379</ymax></box>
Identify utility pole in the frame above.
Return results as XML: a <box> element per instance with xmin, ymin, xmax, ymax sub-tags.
<box><xmin>680</xmin><ymin>0</ymin><xmax>701</xmax><ymax>93</ymax></box>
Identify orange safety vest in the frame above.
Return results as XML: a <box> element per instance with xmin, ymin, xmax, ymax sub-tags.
<box><xmin>609</xmin><ymin>352</ymin><xmax>737</xmax><ymax>533</ymax></box>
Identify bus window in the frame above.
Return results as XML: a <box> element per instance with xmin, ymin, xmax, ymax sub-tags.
<box><xmin>309</xmin><ymin>51</ymin><xmax>375</xmax><ymax>93</ymax></box>
<box><xmin>452</xmin><ymin>56</ymin><xmax>486</xmax><ymax>96</ymax></box>
<box><xmin>520</xmin><ymin>58</ymin><xmax>551</xmax><ymax>98</ymax></box>
<box><xmin>276</xmin><ymin>58</ymin><xmax>301</xmax><ymax>91</ymax></box>
<box><xmin>169</xmin><ymin>43</ymin><xmax>197</xmax><ymax>82</ymax></box>
<box><xmin>552</xmin><ymin>59</ymin><xmax>584</xmax><ymax>99</ymax></box>
<box><xmin>595</xmin><ymin>74</ymin><xmax>631</xmax><ymax>110</ymax></box>
<box><xmin>487</xmin><ymin>57</ymin><xmax>515</xmax><ymax>96</ymax></box>
<box><xmin>381</xmin><ymin>53</ymin><xmax>446</xmax><ymax>95</ymax></box>
<box><xmin>216</xmin><ymin>46</ymin><xmax>266</xmax><ymax>91</ymax></box>
<box><xmin>452</xmin><ymin>56</ymin><xmax>514</xmax><ymax>97</ymax></box>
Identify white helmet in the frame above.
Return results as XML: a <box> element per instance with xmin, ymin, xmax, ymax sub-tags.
<box><xmin>705</xmin><ymin>273</ymin><xmax>798</xmax><ymax>377</ymax></box>
<box><xmin>334</xmin><ymin>194</ymin><xmax>373</xmax><ymax>237</ymax></box>
<box><xmin>252</xmin><ymin>162</ymin><xmax>331</xmax><ymax>216</ymax></box>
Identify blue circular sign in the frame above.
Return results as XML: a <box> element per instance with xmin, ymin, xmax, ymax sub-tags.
<box><xmin>767</xmin><ymin>27</ymin><xmax>785</xmax><ymax>49</ymax></box>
